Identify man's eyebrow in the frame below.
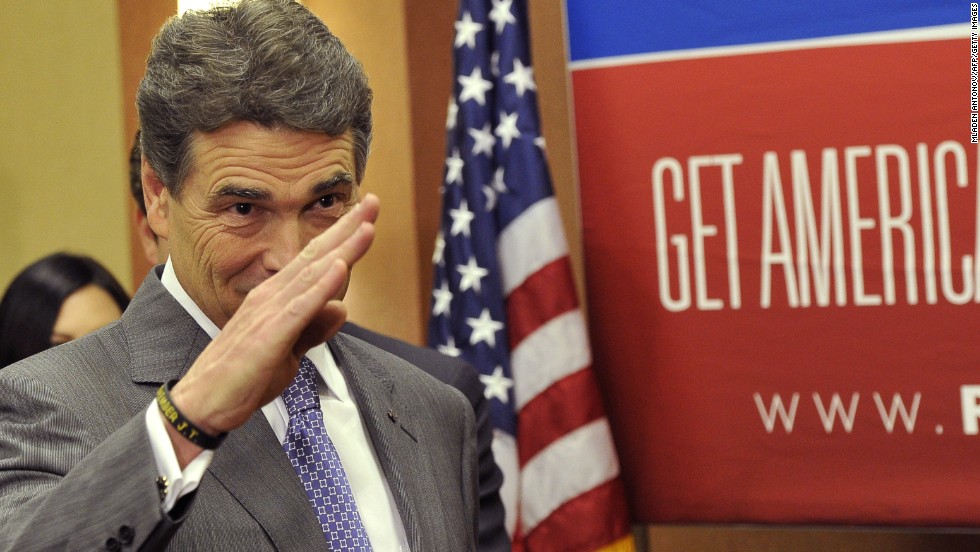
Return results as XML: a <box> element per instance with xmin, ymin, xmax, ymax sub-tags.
<box><xmin>208</xmin><ymin>172</ymin><xmax>354</xmax><ymax>202</ymax></box>
<box><xmin>311</xmin><ymin>172</ymin><xmax>354</xmax><ymax>196</ymax></box>
<box><xmin>210</xmin><ymin>183</ymin><xmax>271</xmax><ymax>202</ymax></box>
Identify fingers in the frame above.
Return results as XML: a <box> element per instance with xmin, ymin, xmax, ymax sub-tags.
<box><xmin>277</xmin><ymin>193</ymin><xmax>380</xmax><ymax>283</ymax></box>
<box><xmin>268</xmin><ymin>194</ymin><xmax>377</xmax><ymax>325</ymax></box>
<box><xmin>293</xmin><ymin>299</ymin><xmax>348</xmax><ymax>355</ymax></box>
<box><xmin>275</xmin><ymin>219</ymin><xmax>375</xmax><ymax>317</ymax></box>
<box><xmin>214</xmin><ymin>194</ymin><xmax>377</xmax><ymax>360</ymax></box>
<box><xmin>281</xmin><ymin>259</ymin><xmax>350</xmax><ymax>325</ymax></box>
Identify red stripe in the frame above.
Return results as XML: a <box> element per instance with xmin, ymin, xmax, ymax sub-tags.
<box><xmin>516</xmin><ymin>368</ymin><xmax>607</xmax><ymax>465</ymax></box>
<box><xmin>505</xmin><ymin>256</ymin><xmax>580</xmax><ymax>350</ymax></box>
<box><xmin>523</xmin><ymin>478</ymin><xmax>633</xmax><ymax>552</ymax></box>
<box><xmin>502</xmin><ymin>210</ymin><xmax>633</xmax><ymax>552</ymax></box>
<box><xmin>511</xmin><ymin>520</ymin><xmax>526</xmax><ymax>552</ymax></box>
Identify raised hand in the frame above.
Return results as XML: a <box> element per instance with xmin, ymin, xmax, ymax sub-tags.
<box><xmin>166</xmin><ymin>194</ymin><xmax>380</xmax><ymax>461</ymax></box>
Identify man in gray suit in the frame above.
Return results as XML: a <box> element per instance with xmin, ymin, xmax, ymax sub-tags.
<box><xmin>0</xmin><ymin>1</ymin><xmax>478</xmax><ymax>550</ymax></box>
<box><xmin>128</xmin><ymin>130</ymin><xmax>510</xmax><ymax>552</ymax></box>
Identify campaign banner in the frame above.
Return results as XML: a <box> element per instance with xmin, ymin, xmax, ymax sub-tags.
<box><xmin>565</xmin><ymin>1</ymin><xmax>976</xmax><ymax>524</ymax></box>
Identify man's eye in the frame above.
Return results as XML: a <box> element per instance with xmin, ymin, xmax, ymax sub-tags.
<box><xmin>233</xmin><ymin>203</ymin><xmax>253</xmax><ymax>215</ymax></box>
<box><xmin>318</xmin><ymin>195</ymin><xmax>338</xmax><ymax>208</ymax></box>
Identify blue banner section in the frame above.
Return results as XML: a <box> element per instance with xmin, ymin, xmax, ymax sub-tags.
<box><xmin>565</xmin><ymin>0</ymin><xmax>965</xmax><ymax>62</ymax></box>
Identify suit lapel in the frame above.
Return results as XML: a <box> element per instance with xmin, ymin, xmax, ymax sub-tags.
<box><xmin>205</xmin><ymin>412</ymin><xmax>326</xmax><ymax>550</ymax></box>
<box><xmin>124</xmin><ymin>269</ymin><xmax>208</xmax><ymax>384</ymax></box>
<box><xmin>329</xmin><ymin>334</ymin><xmax>440</xmax><ymax>552</ymax></box>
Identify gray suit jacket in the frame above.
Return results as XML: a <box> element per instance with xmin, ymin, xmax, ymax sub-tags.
<box><xmin>0</xmin><ymin>269</ymin><xmax>478</xmax><ymax>551</ymax></box>
<box><xmin>340</xmin><ymin>324</ymin><xmax>509</xmax><ymax>552</ymax></box>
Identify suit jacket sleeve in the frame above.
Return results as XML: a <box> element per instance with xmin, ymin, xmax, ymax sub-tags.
<box><xmin>0</xmin><ymin>365</ymin><xmax>183</xmax><ymax>551</ymax></box>
<box><xmin>443</xmin><ymin>360</ymin><xmax>510</xmax><ymax>552</ymax></box>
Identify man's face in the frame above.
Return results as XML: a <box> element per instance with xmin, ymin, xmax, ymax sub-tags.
<box><xmin>154</xmin><ymin>121</ymin><xmax>359</xmax><ymax>328</ymax></box>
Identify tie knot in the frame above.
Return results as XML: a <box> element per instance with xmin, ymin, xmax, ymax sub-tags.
<box><xmin>281</xmin><ymin>357</ymin><xmax>320</xmax><ymax>416</ymax></box>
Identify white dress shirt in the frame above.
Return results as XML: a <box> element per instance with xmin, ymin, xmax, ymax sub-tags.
<box><xmin>145</xmin><ymin>260</ymin><xmax>408</xmax><ymax>550</ymax></box>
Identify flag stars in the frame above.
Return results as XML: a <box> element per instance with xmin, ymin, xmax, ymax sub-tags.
<box><xmin>458</xmin><ymin>67</ymin><xmax>493</xmax><ymax>106</ymax></box>
<box><xmin>446</xmin><ymin>98</ymin><xmax>459</xmax><ymax>130</ymax></box>
<box><xmin>432</xmin><ymin>231</ymin><xmax>445</xmax><ymax>265</ymax></box>
<box><xmin>483</xmin><ymin>168</ymin><xmax>508</xmax><ymax>212</ymax></box>
<box><xmin>449</xmin><ymin>199</ymin><xmax>475</xmax><ymax>237</ymax></box>
<box><xmin>489</xmin><ymin>0</ymin><xmax>516</xmax><ymax>34</ymax></box>
<box><xmin>468</xmin><ymin>123</ymin><xmax>496</xmax><ymax>157</ymax></box>
<box><xmin>445</xmin><ymin>148</ymin><xmax>464</xmax><ymax>185</ymax></box>
<box><xmin>437</xmin><ymin>336</ymin><xmax>462</xmax><ymax>358</ymax></box>
<box><xmin>483</xmin><ymin>184</ymin><xmax>498</xmax><ymax>212</ymax></box>
<box><xmin>503</xmin><ymin>58</ymin><xmax>536</xmax><ymax>97</ymax></box>
<box><xmin>456</xmin><ymin>257</ymin><xmax>488</xmax><ymax>293</ymax></box>
<box><xmin>454</xmin><ymin>11</ymin><xmax>483</xmax><ymax>49</ymax></box>
<box><xmin>466</xmin><ymin>308</ymin><xmax>504</xmax><ymax>347</ymax></box>
<box><xmin>495</xmin><ymin>111</ymin><xmax>521</xmax><ymax>149</ymax></box>
<box><xmin>493</xmin><ymin>167</ymin><xmax>507</xmax><ymax>193</ymax></box>
<box><xmin>432</xmin><ymin>281</ymin><xmax>453</xmax><ymax>316</ymax></box>
<box><xmin>480</xmin><ymin>366</ymin><xmax>514</xmax><ymax>403</ymax></box>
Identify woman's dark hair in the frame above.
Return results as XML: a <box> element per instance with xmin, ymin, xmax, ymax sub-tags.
<box><xmin>0</xmin><ymin>253</ymin><xmax>130</xmax><ymax>368</ymax></box>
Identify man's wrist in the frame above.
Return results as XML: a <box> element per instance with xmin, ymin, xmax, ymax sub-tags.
<box><xmin>156</xmin><ymin>381</ymin><xmax>227</xmax><ymax>450</ymax></box>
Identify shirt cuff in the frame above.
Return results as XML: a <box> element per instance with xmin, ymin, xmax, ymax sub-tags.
<box><xmin>145</xmin><ymin>403</ymin><xmax>214</xmax><ymax>512</ymax></box>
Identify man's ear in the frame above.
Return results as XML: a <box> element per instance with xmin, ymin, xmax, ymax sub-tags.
<box><xmin>134</xmin><ymin>204</ymin><xmax>161</xmax><ymax>266</ymax></box>
<box><xmin>142</xmin><ymin>157</ymin><xmax>171</xmax><ymax>241</ymax></box>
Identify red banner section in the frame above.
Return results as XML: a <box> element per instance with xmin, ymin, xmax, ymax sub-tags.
<box><xmin>573</xmin><ymin>38</ymin><xmax>979</xmax><ymax>524</ymax></box>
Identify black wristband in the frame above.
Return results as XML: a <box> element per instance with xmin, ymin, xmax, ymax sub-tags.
<box><xmin>156</xmin><ymin>380</ymin><xmax>227</xmax><ymax>449</ymax></box>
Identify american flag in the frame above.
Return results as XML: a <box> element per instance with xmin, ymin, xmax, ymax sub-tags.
<box><xmin>428</xmin><ymin>1</ymin><xmax>634</xmax><ymax>550</ymax></box>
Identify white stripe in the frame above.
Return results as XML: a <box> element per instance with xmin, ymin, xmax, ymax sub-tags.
<box><xmin>491</xmin><ymin>430</ymin><xmax>519</xmax><ymax>539</ymax></box>
<box><xmin>512</xmin><ymin>311</ymin><xmax>591</xmax><ymax>410</ymax></box>
<box><xmin>520</xmin><ymin>419</ymin><xmax>621</xmax><ymax>533</ymax></box>
<box><xmin>499</xmin><ymin>197</ymin><xmax>568</xmax><ymax>295</ymax></box>
<box><xmin>570</xmin><ymin>23</ymin><xmax>970</xmax><ymax>71</ymax></box>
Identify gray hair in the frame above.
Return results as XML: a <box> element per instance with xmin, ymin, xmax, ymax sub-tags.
<box><xmin>137</xmin><ymin>0</ymin><xmax>373</xmax><ymax>198</ymax></box>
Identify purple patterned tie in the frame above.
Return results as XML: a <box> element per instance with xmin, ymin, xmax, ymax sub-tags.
<box><xmin>281</xmin><ymin>357</ymin><xmax>373</xmax><ymax>550</ymax></box>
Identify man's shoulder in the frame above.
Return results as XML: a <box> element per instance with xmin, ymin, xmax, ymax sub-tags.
<box><xmin>0</xmin><ymin>321</ymin><xmax>133</xmax><ymax>422</ymax></box>
<box><xmin>331</xmin><ymin>330</ymin><xmax>475</xmax><ymax>426</ymax></box>
<box><xmin>339</xmin><ymin>322</ymin><xmax>479</xmax><ymax>390</ymax></box>
<box><xmin>3</xmin><ymin>321</ymin><xmax>126</xmax><ymax>381</ymax></box>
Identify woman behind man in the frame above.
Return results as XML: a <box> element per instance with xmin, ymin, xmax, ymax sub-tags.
<box><xmin>0</xmin><ymin>253</ymin><xmax>129</xmax><ymax>368</ymax></box>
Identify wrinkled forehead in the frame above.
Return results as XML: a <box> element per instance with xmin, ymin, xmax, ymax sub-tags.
<box><xmin>182</xmin><ymin>122</ymin><xmax>356</xmax><ymax>176</ymax></box>
<box><xmin>175</xmin><ymin>121</ymin><xmax>358</xmax><ymax>197</ymax></box>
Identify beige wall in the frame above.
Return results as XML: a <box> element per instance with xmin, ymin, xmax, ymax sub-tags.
<box><xmin>0</xmin><ymin>1</ymin><xmax>130</xmax><ymax>292</ymax></box>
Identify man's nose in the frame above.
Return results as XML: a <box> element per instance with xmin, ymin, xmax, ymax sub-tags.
<box><xmin>263</xmin><ymin>219</ymin><xmax>306</xmax><ymax>274</ymax></box>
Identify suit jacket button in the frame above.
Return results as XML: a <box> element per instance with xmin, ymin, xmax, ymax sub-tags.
<box><xmin>118</xmin><ymin>525</ymin><xmax>135</xmax><ymax>545</ymax></box>
<box><xmin>105</xmin><ymin>537</ymin><xmax>122</xmax><ymax>551</ymax></box>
